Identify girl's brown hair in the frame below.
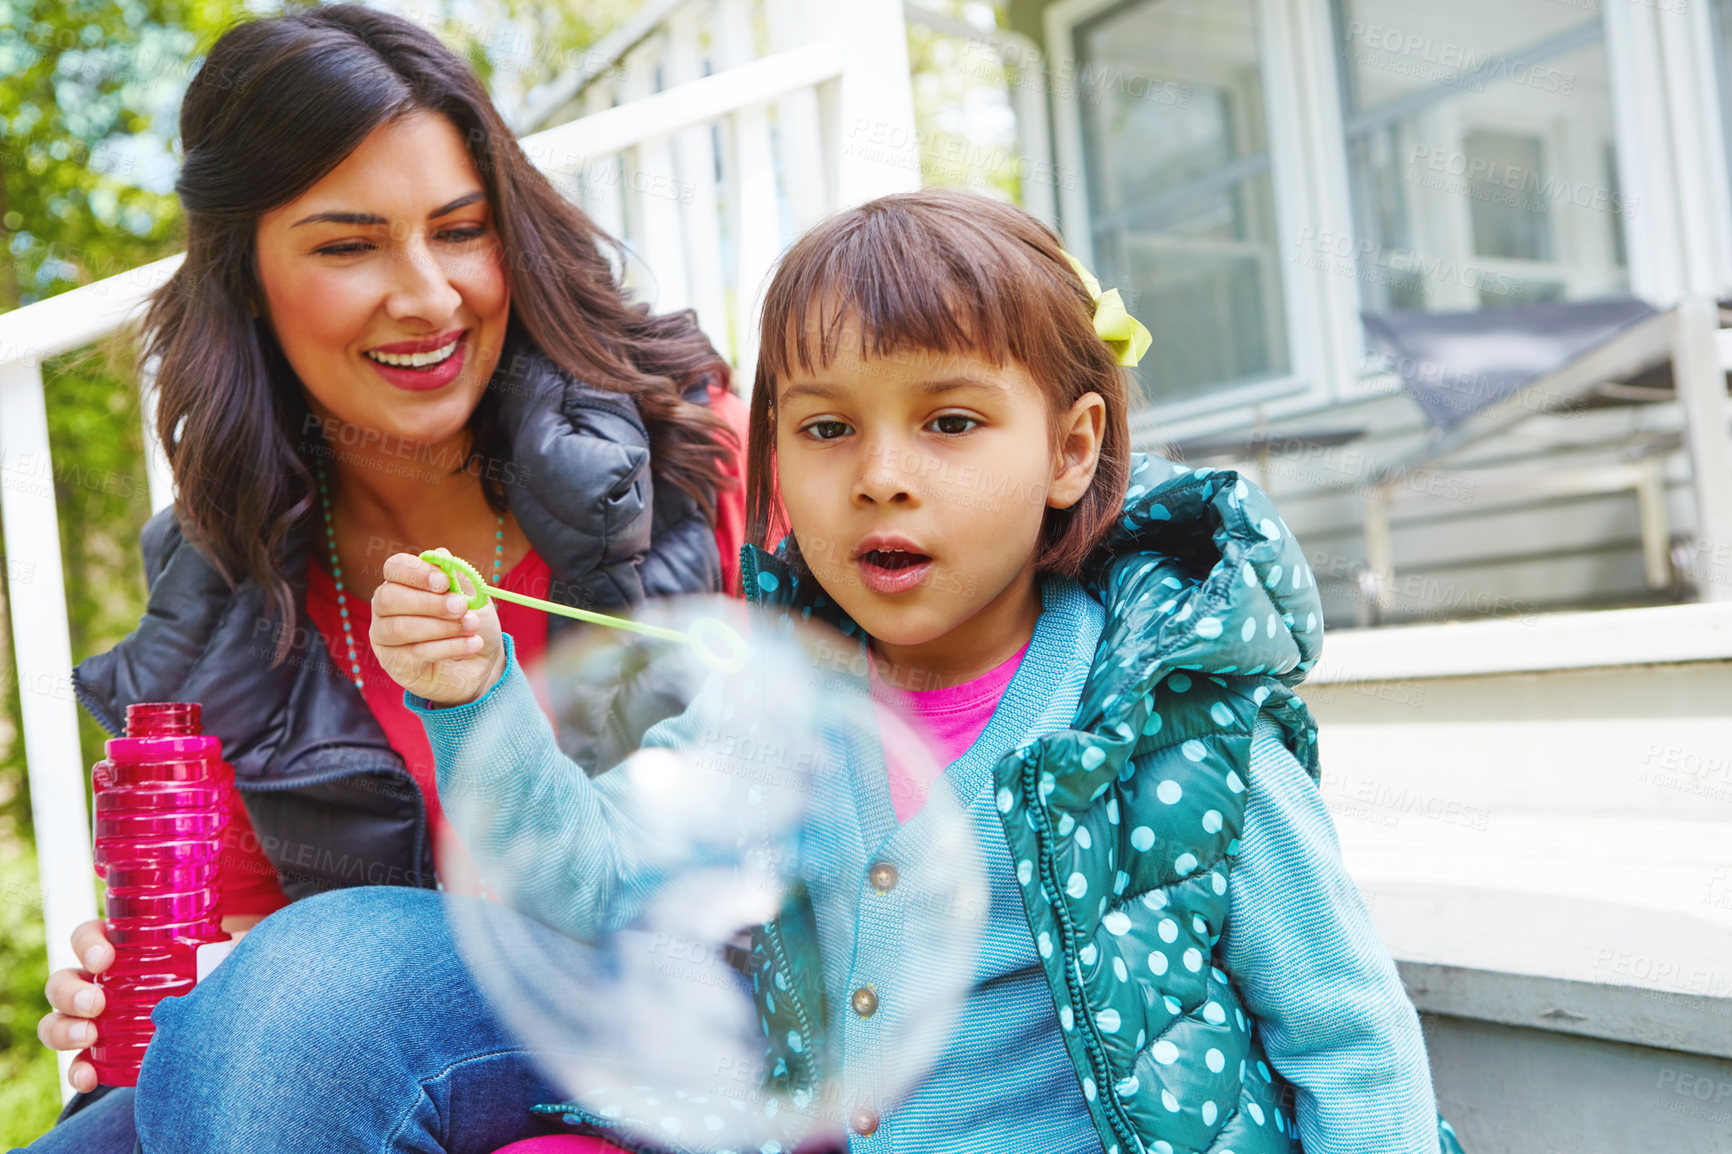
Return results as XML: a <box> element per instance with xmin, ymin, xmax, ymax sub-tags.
<box><xmin>145</xmin><ymin>4</ymin><xmax>731</xmax><ymax>663</ymax></box>
<box><xmin>747</xmin><ymin>188</ymin><xmax>1132</xmax><ymax>577</ymax></box>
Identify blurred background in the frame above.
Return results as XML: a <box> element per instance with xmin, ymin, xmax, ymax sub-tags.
<box><xmin>3</xmin><ymin>0</ymin><xmax>1731</xmax><ymax>1148</ymax></box>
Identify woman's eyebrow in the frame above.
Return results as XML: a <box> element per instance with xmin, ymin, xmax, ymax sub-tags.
<box><xmin>291</xmin><ymin>190</ymin><xmax>487</xmax><ymax>228</ymax></box>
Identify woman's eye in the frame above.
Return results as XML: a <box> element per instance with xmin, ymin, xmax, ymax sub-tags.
<box><xmin>928</xmin><ymin>414</ymin><xmax>979</xmax><ymax>435</ymax></box>
<box><xmin>802</xmin><ymin>420</ymin><xmax>852</xmax><ymax>441</ymax></box>
<box><xmin>318</xmin><ymin>228</ymin><xmax>484</xmax><ymax>257</ymax></box>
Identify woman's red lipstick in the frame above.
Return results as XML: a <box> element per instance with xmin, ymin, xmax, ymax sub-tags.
<box><xmin>362</xmin><ymin>329</ymin><xmax>467</xmax><ymax>392</ymax></box>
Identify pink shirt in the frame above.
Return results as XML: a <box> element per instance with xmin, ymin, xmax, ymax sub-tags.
<box><xmin>869</xmin><ymin>642</ymin><xmax>1031</xmax><ymax>822</ymax></box>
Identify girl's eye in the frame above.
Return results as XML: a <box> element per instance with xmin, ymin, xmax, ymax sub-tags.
<box><xmin>928</xmin><ymin>414</ymin><xmax>979</xmax><ymax>435</ymax></box>
<box><xmin>801</xmin><ymin>420</ymin><xmax>852</xmax><ymax>441</ymax></box>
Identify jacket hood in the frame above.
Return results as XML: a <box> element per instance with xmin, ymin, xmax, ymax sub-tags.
<box><xmin>1070</xmin><ymin>454</ymin><xmax>1323</xmax><ymax>738</ymax></box>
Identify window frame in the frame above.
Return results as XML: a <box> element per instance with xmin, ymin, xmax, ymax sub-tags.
<box><xmin>1045</xmin><ymin>0</ymin><xmax>1347</xmax><ymax>431</ymax></box>
<box><xmin>1613</xmin><ymin>0</ymin><xmax>1732</xmax><ymax>303</ymax></box>
<box><xmin>1045</xmin><ymin>0</ymin><xmax>1732</xmax><ymax>445</ymax></box>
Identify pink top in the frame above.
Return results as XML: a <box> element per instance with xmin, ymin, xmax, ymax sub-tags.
<box><xmin>870</xmin><ymin>642</ymin><xmax>1030</xmax><ymax>822</ymax></box>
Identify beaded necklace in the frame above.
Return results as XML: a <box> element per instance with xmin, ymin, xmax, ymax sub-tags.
<box><xmin>315</xmin><ymin>460</ymin><xmax>503</xmax><ymax>690</ymax></box>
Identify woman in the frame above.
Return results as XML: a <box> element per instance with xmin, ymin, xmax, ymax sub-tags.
<box><xmin>21</xmin><ymin>6</ymin><xmax>745</xmax><ymax>1150</ymax></box>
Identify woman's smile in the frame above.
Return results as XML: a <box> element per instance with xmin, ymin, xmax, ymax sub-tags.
<box><xmin>362</xmin><ymin>328</ymin><xmax>470</xmax><ymax>391</ymax></box>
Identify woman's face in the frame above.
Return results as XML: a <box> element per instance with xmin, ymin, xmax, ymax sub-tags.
<box><xmin>254</xmin><ymin>110</ymin><xmax>511</xmax><ymax>449</ymax></box>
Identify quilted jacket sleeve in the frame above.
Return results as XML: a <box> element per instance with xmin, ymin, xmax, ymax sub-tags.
<box><xmin>1218</xmin><ymin>713</ymin><xmax>1441</xmax><ymax>1154</ymax></box>
<box><xmin>496</xmin><ymin>348</ymin><xmax>721</xmax><ymax>611</ymax></box>
<box><xmin>72</xmin><ymin>504</ymin><xmax>253</xmax><ymax>739</ymax></box>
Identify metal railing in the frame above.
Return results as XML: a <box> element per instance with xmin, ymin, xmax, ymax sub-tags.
<box><xmin>0</xmin><ymin>0</ymin><xmax>919</xmax><ymax>1097</ymax></box>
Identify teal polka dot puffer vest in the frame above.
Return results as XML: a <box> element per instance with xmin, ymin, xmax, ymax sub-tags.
<box><xmin>988</xmin><ymin>454</ymin><xmax>1324</xmax><ymax>1154</ymax></box>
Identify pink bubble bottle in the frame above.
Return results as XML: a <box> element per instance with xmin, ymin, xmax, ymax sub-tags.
<box><xmin>86</xmin><ymin>701</ymin><xmax>233</xmax><ymax>1087</ymax></box>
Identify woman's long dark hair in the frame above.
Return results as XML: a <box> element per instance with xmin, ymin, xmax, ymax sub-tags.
<box><xmin>143</xmin><ymin>4</ymin><xmax>731</xmax><ymax>664</ymax></box>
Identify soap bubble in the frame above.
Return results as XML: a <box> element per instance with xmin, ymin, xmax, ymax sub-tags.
<box><xmin>436</xmin><ymin>594</ymin><xmax>987</xmax><ymax>1153</ymax></box>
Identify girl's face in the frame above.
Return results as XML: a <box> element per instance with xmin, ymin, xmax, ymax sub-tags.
<box><xmin>775</xmin><ymin>336</ymin><xmax>1104</xmax><ymax>666</ymax></box>
<box><xmin>254</xmin><ymin>110</ymin><xmax>511</xmax><ymax>449</ymax></box>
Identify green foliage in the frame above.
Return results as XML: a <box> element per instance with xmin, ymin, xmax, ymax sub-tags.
<box><xmin>906</xmin><ymin>3</ymin><xmax>1023</xmax><ymax>204</ymax></box>
<box><xmin>0</xmin><ymin>844</ymin><xmax>57</xmax><ymax>1147</ymax></box>
<box><xmin>0</xmin><ymin>0</ymin><xmax>195</xmax><ymax>306</ymax></box>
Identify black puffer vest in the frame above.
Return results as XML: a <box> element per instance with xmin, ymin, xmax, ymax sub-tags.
<box><xmin>72</xmin><ymin>334</ymin><xmax>725</xmax><ymax>900</ymax></box>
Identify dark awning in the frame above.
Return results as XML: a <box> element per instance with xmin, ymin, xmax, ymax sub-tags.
<box><xmin>1361</xmin><ymin>298</ymin><xmax>1659</xmax><ymax>429</ymax></box>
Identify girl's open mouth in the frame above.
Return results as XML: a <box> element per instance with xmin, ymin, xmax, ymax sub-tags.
<box><xmin>857</xmin><ymin>548</ymin><xmax>933</xmax><ymax>595</ymax></box>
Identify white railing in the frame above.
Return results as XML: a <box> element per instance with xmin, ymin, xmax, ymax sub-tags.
<box><xmin>0</xmin><ymin>0</ymin><xmax>917</xmax><ymax>1098</ymax></box>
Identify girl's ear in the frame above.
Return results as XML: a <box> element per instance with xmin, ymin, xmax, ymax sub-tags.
<box><xmin>1048</xmin><ymin>391</ymin><xmax>1106</xmax><ymax>511</ymax></box>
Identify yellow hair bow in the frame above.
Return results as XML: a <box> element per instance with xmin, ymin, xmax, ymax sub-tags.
<box><xmin>1061</xmin><ymin>249</ymin><xmax>1153</xmax><ymax>368</ymax></box>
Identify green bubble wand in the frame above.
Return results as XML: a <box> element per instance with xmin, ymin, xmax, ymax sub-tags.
<box><xmin>419</xmin><ymin>548</ymin><xmax>749</xmax><ymax>672</ymax></box>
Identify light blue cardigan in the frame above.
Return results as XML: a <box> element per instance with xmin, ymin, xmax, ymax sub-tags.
<box><xmin>409</xmin><ymin>584</ymin><xmax>1438</xmax><ymax>1153</ymax></box>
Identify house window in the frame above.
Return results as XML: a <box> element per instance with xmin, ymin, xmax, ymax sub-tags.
<box><xmin>1463</xmin><ymin>130</ymin><xmax>1550</xmax><ymax>262</ymax></box>
<box><xmin>1334</xmin><ymin>2</ymin><xmax>1627</xmax><ymax>313</ymax></box>
<box><xmin>1067</xmin><ymin>0</ymin><xmax>1291</xmax><ymax>408</ymax></box>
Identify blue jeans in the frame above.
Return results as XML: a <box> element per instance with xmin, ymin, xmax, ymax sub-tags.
<box><xmin>9</xmin><ymin>1085</ymin><xmax>139</xmax><ymax>1154</ymax></box>
<box><xmin>18</xmin><ymin>886</ymin><xmax>588</xmax><ymax>1154</ymax></box>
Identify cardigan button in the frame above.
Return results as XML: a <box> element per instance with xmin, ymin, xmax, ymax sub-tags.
<box><xmin>851</xmin><ymin>986</ymin><xmax>879</xmax><ymax>1018</ymax></box>
<box><xmin>850</xmin><ymin>1107</ymin><xmax>880</xmax><ymax>1136</ymax></box>
<box><xmin>868</xmin><ymin>861</ymin><xmax>898</xmax><ymax>893</ymax></box>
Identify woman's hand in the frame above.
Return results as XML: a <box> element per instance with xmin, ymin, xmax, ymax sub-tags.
<box><xmin>38</xmin><ymin>919</ymin><xmax>110</xmax><ymax>1093</ymax></box>
<box><xmin>40</xmin><ymin>914</ymin><xmax>265</xmax><ymax>1093</ymax></box>
<box><xmin>370</xmin><ymin>551</ymin><xmax>505</xmax><ymax>706</ymax></box>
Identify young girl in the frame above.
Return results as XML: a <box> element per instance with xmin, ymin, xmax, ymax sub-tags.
<box><xmin>373</xmin><ymin>189</ymin><xmax>1459</xmax><ymax>1154</ymax></box>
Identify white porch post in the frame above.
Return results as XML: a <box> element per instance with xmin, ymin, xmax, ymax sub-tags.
<box><xmin>817</xmin><ymin>0</ymin><xmax>921</xmax><ymax>205</ymax></box>
<box><xmin>0</xmin><ymin>357</ymin><xmax>100</xmax><ymax>1102</ymax></box>
<box><xmin>1675</xmin><ymin>297</ymin><xmax>1732</xmax><ymax>601</ymax></box>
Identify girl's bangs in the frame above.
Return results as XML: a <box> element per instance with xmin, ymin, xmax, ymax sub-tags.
<box><xmin>758</xmin><ymin>211</ymin><xmax>1026</xmax><ymax>383</ymax></box>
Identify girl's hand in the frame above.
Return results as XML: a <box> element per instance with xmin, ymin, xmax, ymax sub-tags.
<box><xmin>370</xmin><ymin>551</ymin><xmax>505</xmax><ymax>706</ymax></box>
<box><xmin>38</xmin><ymin>919</ymin><xmax>110</xmax><ymax>1093</ymax></box>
